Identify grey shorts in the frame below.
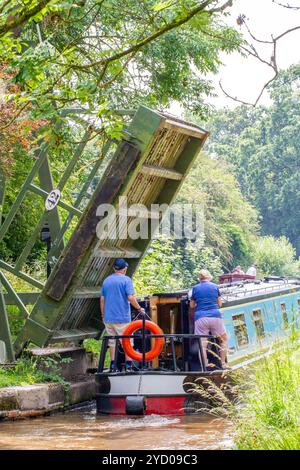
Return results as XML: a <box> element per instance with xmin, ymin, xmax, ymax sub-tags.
<box><xmin>194</xmin><ymin>317</ymin><xmax>226</xmax><ymax>337</ymax></box>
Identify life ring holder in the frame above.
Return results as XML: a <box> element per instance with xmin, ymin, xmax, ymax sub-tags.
<box><xmin>122</xmin><ymin>320</ymin><xmax>164</xmax><ymax>362</ymax></box>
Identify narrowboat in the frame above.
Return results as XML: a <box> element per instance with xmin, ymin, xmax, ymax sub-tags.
<box><xmin>95</xmin><ymin>275</ymin><xmax>300</xmax><ymax>415</ymax></box>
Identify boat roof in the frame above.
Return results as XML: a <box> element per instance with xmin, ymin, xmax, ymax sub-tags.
<box><xmin>219</xmin><ymin>278</ymin><xmax>300</xmax><ymax>305</ymax></box>
<box><xmin>149</xmin><ymin>278</ymin><xmax>300</xmax><ymax>306</ymax></box>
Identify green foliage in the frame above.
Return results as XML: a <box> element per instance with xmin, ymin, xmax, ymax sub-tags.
<box><xmin>82</xmin><ymin>338</ymin><xmax>101</xmax><ymax>355</ymax></box>
<box><xmin>134</xmin><ymin>237</ymin><xmax>182</xmax><ymax>296</ymax></box>
<box><xmin>251</xmin><ymin>235</ymin><xmax>300</xmax><ymax>277</ymax></box>
<box><xmin>6</xmin><ymin>305</ymin><xmax>26</xmax><ymax>340</ymax></box>
<box><xmin>0</xmin><ymin>1</ymin><xmax>241</xmax><ymax>134</ymax></box>
<box><xmin>134</xmin><ymin>153</ymin><xmax>260</xmax><ymax>293</ymax></box>
<box><xmin>206</xmin><ymin>64</ymin><xmax>300</xmax><ymax>255</ymax></box>
<box><xmin>176</xmin><ymin>238</ymin><xmax>222</xmax><ymax>286</ymax></box>
<box><xmin>0</xmin><ymin>355</ymin><xmax>68</xmax><ymax>388</ymax></box>
<box><xmin>177</xmin><ymin>152</ymin><xmax>259</xmax><ymax>270</ymax></box>
<box><xmin>235</xmin><ymin>342</ymin><xmax>300</xmax><ymax>450</ymax></box>
<box><xmin>134</xmin><ymin>236</ymin><xmax>223</xmax><ymax>296</ymax></box>
<box><xmin>82</xmin><ymin>338</ymin><xmax>110</xmax><ymax>367</ymax></box>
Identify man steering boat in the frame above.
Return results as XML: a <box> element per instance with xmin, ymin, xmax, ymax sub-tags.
<box><xmin>100</xmin><ymin>258</ymin><xmax>145</xmax><ymax>372</ymax></box>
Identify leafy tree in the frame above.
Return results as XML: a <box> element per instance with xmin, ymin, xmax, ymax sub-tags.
<box><xmin>176</xmin><ymin>152</ymin><xmax>259</xmax><ymax>270</ymax></box>
<box><xmin>261</xmin><ymin>66</ymin><xmax>300</xmax><ymax>252</ymax></box>
<box><xmin>206</xmin><ymin>65</ymin><xmax>300</xmax><ymax>254</ymax></box>
<box><xmin>176</xmin><ymin>237</ymin><xmax>222</xmax><ymax>286</ymax></box>
<box><xmin>134</xmin><ymin>237</ymin><xmax>182</xmax><ymax>296</ymax></box>
<box><xmin>134</xmin><ymin>236</ymin><xmax>223</xmax><ymax>296</ymax></box>
<box><xmin>0</xmin><ymin>64</ymin><xmax>47</xmax><ymax>175</ymax></box>
<box><xmin>0</xmin><ymin>0</ymin><xmax>240</xmax><ymax>137</ymax></box>
<box><xmin>251</xmin><ymin>236</ymin><xmax>300</xmax><ymax>278</ymax></box>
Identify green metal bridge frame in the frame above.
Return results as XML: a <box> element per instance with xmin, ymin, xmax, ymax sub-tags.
<box><xmin>0</xmin><ymin>105</ymin><xmax>209</xmax><ymax>362</ymax></box>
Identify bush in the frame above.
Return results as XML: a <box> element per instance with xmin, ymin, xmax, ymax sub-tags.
<box><xmin>251</xmin><ymin>235</ymin><xmax>300</xmax><ymax>277</ymax></box>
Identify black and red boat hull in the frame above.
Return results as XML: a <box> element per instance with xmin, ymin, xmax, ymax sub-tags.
<box><xmin>95</xmin><ymin>371</ymin><xmax>232</xmax><ymax>416</ymax></box>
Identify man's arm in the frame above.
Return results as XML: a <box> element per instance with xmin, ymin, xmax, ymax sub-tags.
<box><xmin>126</xmin><ymin>278</ymin><xmax>144</xmax><ymax>313</ymax></box>
<box><xmin>217</xmin><ymin>296</ymin><xmax>222</xmax><ymax>308</ymax></box>
<box><xmin>190</xmin><ymin>287</ymin><xmax>196</xmax><ymax>310</ymax></box>
<box><xmin>128</xmin><ymin>295</ymin><xmax>144</xmax><ymax>312</ymax></box>
<box><xmin>100</xmin><ymin>296</ymin><xmax>105</xmax><ymax>321</ymax></box>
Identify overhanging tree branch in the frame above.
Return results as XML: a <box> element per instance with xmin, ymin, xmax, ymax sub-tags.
<box><xmin>0</xmin><ymin>0</ymin><xmax>53</xmax><ymax>38</ymax></box>
<box><xmin>207</xmin><ymin>0</ymin><xmax>233</xmax><ymax>12</ymax></box>
<box><xmin>0</xmin><ymin>0</ymin><xmax>236</xmax><ymax>132</ymax></box>
<box><xmin>218</xmin><ymin>13</ymin><xmax>300</xmax><ymax>106</ymax></box>
<box><xmin>73</xmin><ymin>0</ymin><xmax>233</xmax><ymax>72</ymax></box>
<box><xmin>272</xmin><ymin>0</ymin><xmax>300</xmax><ymax>9</ymax></box>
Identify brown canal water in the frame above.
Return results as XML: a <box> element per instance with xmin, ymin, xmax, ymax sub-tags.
<box><xmin>0</xmin><ymin>403</ymin><xmax>233</xmax><ymax>450</ymax></box>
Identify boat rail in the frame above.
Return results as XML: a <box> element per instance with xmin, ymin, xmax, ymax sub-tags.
<box><xmin>220</xmin><ymin>279</ymin><xmax>298</xmax><ymax>301</ymax></box>
<box><xmin>97</xmin><ymin>333</ymin><xmax>220</xmax><ymax>374</ymax></box>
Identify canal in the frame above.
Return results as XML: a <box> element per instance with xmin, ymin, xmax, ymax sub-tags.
<box><xmin>0</xmin><ymin>403</ymin><xmax>233</xmax><ymax>450</ymax></box>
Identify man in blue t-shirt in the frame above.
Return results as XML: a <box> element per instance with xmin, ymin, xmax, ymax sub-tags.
<box><xmin>100</xmin><ymin>258</ymin><xmax>144</xmax><ymax>371</ymax></box>
<box><xmin>190</xmin><ymin>269</ymin><xmax>229</xmax><ymax>370</ymax></box>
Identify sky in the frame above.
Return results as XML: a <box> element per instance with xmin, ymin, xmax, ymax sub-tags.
<box><xmin>209</xmin><ymin>0</ymin><xmax>300</xmax><ymax>108</ymax></box>
<box><xmin>170</xmin><ymin>0</ymin><xmax>300</xmax><ymax>114</ymax></box>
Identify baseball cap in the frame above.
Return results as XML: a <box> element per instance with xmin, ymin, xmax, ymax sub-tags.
<box><xmin>113</xmin><ymin>258</ymin><xmax>129</xmax><ymax>270</ymax></box>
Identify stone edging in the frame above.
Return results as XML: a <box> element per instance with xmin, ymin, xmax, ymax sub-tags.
<box><xmin>0</xmin><ymin>376</ymin><xmax>96</xmax><ymax>420</ymax></box>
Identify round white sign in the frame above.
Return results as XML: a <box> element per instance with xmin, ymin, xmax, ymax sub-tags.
<box><xmin>45</xmin><ymin>189</ymin><xmax>61</xmax><ymax>211</ymax></box>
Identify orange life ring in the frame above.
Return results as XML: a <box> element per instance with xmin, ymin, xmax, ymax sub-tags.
<box><xmin>122</xmin><ymin>320</ymin><xmax>164</xmax><ymax>362</ymax></box>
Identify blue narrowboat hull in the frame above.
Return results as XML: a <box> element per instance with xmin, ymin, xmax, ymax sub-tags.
<box><xmin>221</xmin><ymin>283</ymin><xmax>300</xmax><ymax>362</ymax></box>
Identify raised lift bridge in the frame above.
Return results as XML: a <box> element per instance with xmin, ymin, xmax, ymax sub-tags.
<box><xmin>0</xmin><ymin>106</ymin><xmax>209</xmax><ymax>362</ymax></box>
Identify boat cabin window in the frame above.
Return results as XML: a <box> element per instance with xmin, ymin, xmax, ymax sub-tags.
<box><xmin>252</xmin><ymin>309</ymin><xmax>265</xmax><ymax>339</ymax></box>
<box><xmin>232</xmin><ymin>313</ymin><xmax>249</xmax><ymax>348</ymax></box>
<box><xmin>280</xmin><ymin>303</ymin><xmax>289</xmax><ymax>328</ymax></box>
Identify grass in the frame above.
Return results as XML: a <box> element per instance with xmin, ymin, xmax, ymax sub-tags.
<box><xmin>0</xmin><ymin>356</ymin><xmax>68</xmax><ymax>388</ymax></box>
<box><xmin>192</xmin><ymin>325</ymin><xmax>300</xmax><ymax>450</ymax></box>
<box><xmin>234</xmin><ymin>338</ymin><xmax>300</xmax><ymax>450</ymax></box>
<box><xmin>6</xmin><ymin>305</ymin><xmax>26</xmax><ymax>340</ymax></box>
<box><xmin>2</xmin><ymin>260</ymin><xmax>45</xmax><ymax>340</ymax></box>
<box><xmin>0</xmin><ymin>338</ymin><xmax>109</xmax><ymax>390</ymax></box>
